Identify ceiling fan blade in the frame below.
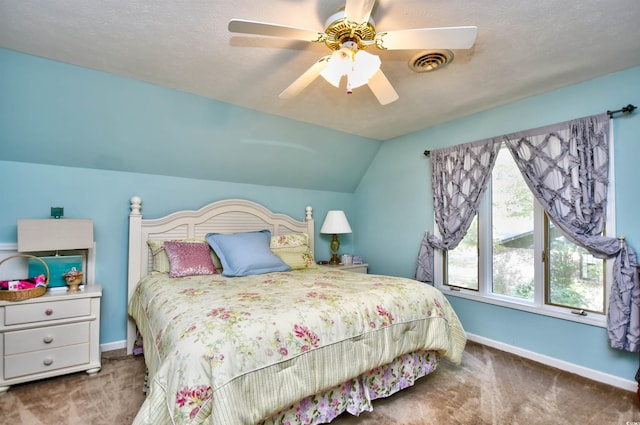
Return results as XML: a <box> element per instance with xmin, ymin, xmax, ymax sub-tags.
<box><xmin>229</xmin><ymin>19</ymin><xmax>324</xmax><ymax>42</ymax></box>
<box><xmin>279</xmin><ymin>57</ymin><xmax>331</xmax><ymax>99</ymax></box>
<box><xmin>377</xmin><ymin>26</ymin><xmax>478</xmax><ymax>50</ymax></box>
<box><xmin>344</xmin><ymin>0</ymin><xmax>376</xmax><ymax>23</ymax></box>
<box><xmin>368</xmin><ymin>69</ymin><xmax>399</xmax><ymax>105</ymax></box>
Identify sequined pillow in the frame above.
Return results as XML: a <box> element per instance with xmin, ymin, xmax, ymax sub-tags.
<box><xmin>163</xmin><ymin>241</ymin><xmax>218</xmax><ymax>278</ymax></box>
<box><xmin>147</xmin><ymin>239</ymin><xmax>222</xmax><ymax>273</ymax></box>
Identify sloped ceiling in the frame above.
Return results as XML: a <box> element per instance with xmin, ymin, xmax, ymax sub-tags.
<box><xmin>1</xmin><ymin>0</ymin><xmax>639</xmax><ymax>142</ymax></box>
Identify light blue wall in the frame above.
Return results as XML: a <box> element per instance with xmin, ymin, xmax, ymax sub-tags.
<box><xmin>354</xmin><ymin>66</ymin><xmax>640</xmax><ymax>381</ymax></box>
<box><xmin>0</xmin><ymin>48</ymin><xmax>364</xmax><ymax>346</ymax></box>
<box><xmin>0</xmin><ymin>48</ymin><xmax>381</xmax><ymax>193</ymax></box>
<box><xmin>0</xmin><ymin>160</ymin><xmax>355</xmax><ymax>345</ymax></box>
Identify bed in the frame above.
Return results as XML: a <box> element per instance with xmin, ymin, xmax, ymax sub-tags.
<box><xmin>126</xmin><ymin>197</ymin><xmax>467</xmax><ymax>424</ymax></box>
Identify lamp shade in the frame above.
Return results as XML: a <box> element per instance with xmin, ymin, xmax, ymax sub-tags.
<box><xmin>320</xmin><ymin>48</ymin><xmax>354</xmax><ymax>87</ymax></box>
<box><xmin>320</xmin><ymin>45</ymin><xmax>381</xmax><ymax>92</ymax></box>
<box><xmin>347</xmin><ymin>50</ymin><xmax>381</xmax><ymax>89</ymax></box>
<box><xmin>18</xmin><ymin>219</ymin><xmax>94</xmax><ymax>252</ymax></box>
<box><xmin>320</xmin><ymin>211</ymin><xmax>352</xmax><ymax>234</ymax></box>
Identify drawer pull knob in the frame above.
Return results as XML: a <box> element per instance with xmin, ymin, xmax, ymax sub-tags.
<box><xmin>45</xmin><ymin>308</ymin><xmax>54</xmax><ymax>316</ymax></box>
<box><xmin>43</xmin><ymin>336</ymin><xmax>54</xmax><ymax>344</ymax></box>
<box><xmin>43</xmin><ymin>358</ymin><xmax>53</xmax><ymax>366</ymax></box>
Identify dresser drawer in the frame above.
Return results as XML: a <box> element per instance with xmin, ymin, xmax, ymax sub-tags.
<box><xmin>4</xmin><ymin>322</ymin><xmax>90</xmax><ymax>355</ymax></box>
<box><xmin>4</xmin><ymin>298</ymin><xmax>91</xmax><ymax>325</ymax></box>
<box><xmin>346</xmin><ymin>265</ymin><xmax>368</xmax><ymax>273</ymax></box>
<box><xmin>4</xmin><ymin>343</ymin><xmax>90</xmax><ymax>379</ymax></box>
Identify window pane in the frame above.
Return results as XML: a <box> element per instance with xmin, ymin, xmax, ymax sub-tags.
<box><xmin>492</xmin><ymin>146</ymin><xmax>535</xmax><ymax>300</ymax></box>
<box><xmin>447</xmin><ymin>215</ymin><xmax>478</xmax><ymax>290</ymax></box>
<box><xmin>547</xmin><ymin>222</ymin><xmax>604</xmax><ymax>313</ymax></box>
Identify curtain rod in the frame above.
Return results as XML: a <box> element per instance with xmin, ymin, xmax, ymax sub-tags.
<box><xmin>423</xmin><ymin>103</ymin><xmax>637</xmax><ymax>156</ymax></box>
<box><xmin>606</xmin><ymin>103</ymin><xmax>637</xmax><ymax>118</ymax></box>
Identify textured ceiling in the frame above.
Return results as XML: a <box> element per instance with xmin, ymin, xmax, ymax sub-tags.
<box><xmin>1</xmin><ymin>0</ymin><xmax>639</xmax><ymax>141</ymax></box>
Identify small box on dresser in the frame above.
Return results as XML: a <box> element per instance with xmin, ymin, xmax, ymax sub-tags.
<box><xmin>0</xmin><ymin>284</ymin><xmax>102</xmax><ymax>393</ymax></box>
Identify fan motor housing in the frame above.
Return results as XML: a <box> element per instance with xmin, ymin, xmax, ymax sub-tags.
<box><xmin>323</xmin><ymin>11</ymin><xmax>376</xmax><ymax>50</ymax></box>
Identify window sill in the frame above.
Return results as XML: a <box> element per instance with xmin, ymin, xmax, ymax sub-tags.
<box><xmin>440</xmin><ymin>286</ymin><xmax>606</xmax><ymax>328</ymax></box>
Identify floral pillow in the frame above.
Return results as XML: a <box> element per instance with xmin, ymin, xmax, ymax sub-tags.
<box><xmin>163</xmin><ymin>241</ymin><xmax>218</xmax><ymax>278</ymax></box>
<box><xmin>147</xmin><ymin>239</ymin><xmax>221</xmax><ymax>273</ymax></box>
<box><xmin>270</xmin><ymin>233</ymin><xmax>317</xmax><ymax>270</ymax></box>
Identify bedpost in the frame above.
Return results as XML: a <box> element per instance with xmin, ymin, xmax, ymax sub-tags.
<box><xmin>126</xmin><ymin>196</ymin><xmax>143</xmax><ymax>355</ymax></box>
<box><xmin>305</xmin><ymin>205</ymin><xmax>315</xmax><ymax>260</ymax></box>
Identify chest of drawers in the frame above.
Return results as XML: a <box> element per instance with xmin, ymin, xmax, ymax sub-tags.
<box><xmin>0</xmin><ymin>285</ymin><xmax>102</xmax><ymax>392</ymax></box>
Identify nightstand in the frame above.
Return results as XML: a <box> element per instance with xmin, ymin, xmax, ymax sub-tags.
<box><xmin>0</xmin><ymin>284</ymin><xmax>102</xmax><ymax>392</ymax></box>
<box><xmin>320</xmin><ymin>263</ymin><xmax>368</xmax><ymax>274</ymax></box>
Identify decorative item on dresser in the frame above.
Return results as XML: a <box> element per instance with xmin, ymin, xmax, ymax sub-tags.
<box><xmin>0</xmin><ymin>255</ymin><xmax>49</xmax><ymax>301</ymax></box>
<box><xmin>319</xmin><ymin>210</ymin><xmax>352</xmax><ymax>265</ymax></box>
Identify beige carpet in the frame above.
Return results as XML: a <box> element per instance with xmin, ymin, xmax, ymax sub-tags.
<box><xmin>1</xmin><ymin>341</ymin><xmax>638</xmax><ymax>424</ymax></box>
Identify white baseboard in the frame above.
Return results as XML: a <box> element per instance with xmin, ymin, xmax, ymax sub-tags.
<box><xmin>100</xmin><ymin>340</ymin><xmax>126</xmax><ymax>353</ymax></box>
<box><xmin>466</xmin><ymin>332</ymin><xmax>637</xmax><ymax>393</ymax></box>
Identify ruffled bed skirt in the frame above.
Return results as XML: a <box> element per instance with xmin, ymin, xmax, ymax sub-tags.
<box><xmin>263</xmin><ymin>350</ymin><xmax>440</xmax><ymax>424</ymax></box>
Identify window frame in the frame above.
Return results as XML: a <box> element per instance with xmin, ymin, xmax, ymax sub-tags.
<box><xmin>434</xmin><ymin>140</ymin><xmax>615</xmax><ymax>328</ymax></box>
<box><xmin>543</xmin><ymin>214</ymin><xmax>607</xmax><ymax>315</ymax></box>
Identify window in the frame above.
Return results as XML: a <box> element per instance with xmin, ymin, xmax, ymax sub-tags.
<box><xmin>546</xmin><ymin>219</ymin><xmax>605</xmax><ymax>313</ymax></box>
<box><xmin>490</xmin><ymin>146</ymin><xmax>535</xmax><ymax>301</ymax></box>
<box><xmin>446</xmin><ymin>215</ymin><xmax>478</xmax><ymax>290</ymax></box>
<box><xmin>440</xmin><ymin>144</ymin><xmax>609</xmax><ymax>323</ymax></box>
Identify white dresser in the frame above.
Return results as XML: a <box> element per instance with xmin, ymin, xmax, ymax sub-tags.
<box><xmin>0</xmin><ymin>285</ymin><xmax>102</xmax><ymax>392</ymax></box>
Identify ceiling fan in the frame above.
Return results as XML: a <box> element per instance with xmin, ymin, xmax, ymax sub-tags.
<box><xmin>228</xmin><ymin>0</ymin><xmax>477</xmax><ymax>105</ymax></box>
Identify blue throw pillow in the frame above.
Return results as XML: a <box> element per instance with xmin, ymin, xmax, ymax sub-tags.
<box><xmin>205</xmin><ymin>230</ymin><xmax>291</xmax><ymax>277</ymax></box>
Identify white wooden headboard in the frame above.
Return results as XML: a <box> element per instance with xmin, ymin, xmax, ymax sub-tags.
<box><xmin>126</xmin><ymin>196</ymin><xmax>314</xmax><ymax>354</ymax></box>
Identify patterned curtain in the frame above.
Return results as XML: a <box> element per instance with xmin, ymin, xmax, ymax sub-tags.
<box><xmin>415</xmin><ymin>139</ymin><xmax>500</xmax><ymax>284</ymax></box>
<box><xmin>417</xmin><ymin>113</ymin><xmax>638</xmax><ymax>352</ymax></box>
<box><xmin>502</xmin><ymin>113</ymin><xmax>639</xmax><ymax>352</ymax></box>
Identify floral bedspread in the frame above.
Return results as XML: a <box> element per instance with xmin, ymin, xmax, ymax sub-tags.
<box><xmin>128</xmin><ymin>268</ymin><xmax>466</xmax><ymax>425</ymax></box>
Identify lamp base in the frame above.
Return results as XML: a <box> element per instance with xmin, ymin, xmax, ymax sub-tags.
<box><xmin>329</xmin><ymin>234</ymin><xmax>341</xmax><ymax>265</ymax></box>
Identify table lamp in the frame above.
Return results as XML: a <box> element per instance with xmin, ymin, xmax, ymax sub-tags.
<box><xmin>320</xmin><ymin>210</ymin><xmax>352</xmax><ymax>265</ymax></box>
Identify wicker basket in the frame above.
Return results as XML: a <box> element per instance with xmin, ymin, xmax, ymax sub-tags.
<box><xmin>0</xmin><ymin>254</ymin><xmax>50</xmax><ymax>302</ymax></box>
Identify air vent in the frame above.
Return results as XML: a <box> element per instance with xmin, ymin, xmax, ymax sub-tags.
<box><xmin>409</xmin><ymin>50</ymin><xmax>454</xmax><ymax>73</ymax></box>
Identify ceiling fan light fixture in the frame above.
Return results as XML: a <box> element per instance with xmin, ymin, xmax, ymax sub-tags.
<box><xmin>320</xmin><ymin>48</ymin><xmax>354</xmax><ymax>87</ymax></box>
<box><xmin>320</xmin><ymin>43</ymin><xmax>381</xmax><ymax>93</ymax></box>
<box><xmin>348</xmin><ymin>50</ymin><xmax>381</xmax><ymax>90</ymax></box>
